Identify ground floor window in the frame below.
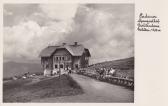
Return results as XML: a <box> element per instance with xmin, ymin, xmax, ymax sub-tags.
<box><xmin>60</xmin><ymin>64</ymin><xmax>64</xmax><ymax>68</ymax></box>
<box><xmin>46</xmin><ymin>64</ymin><xmax>49</xmax><ymax>68</ymax></box>
<box><xmin>75</xmin><ymin>64</ymin><xmax>78</xmax><ymax>69</ymax></box>
<box><xmin>55</xmin><ymin>64</ymin><xmax>58</xmax><ymax>68</ymax></box>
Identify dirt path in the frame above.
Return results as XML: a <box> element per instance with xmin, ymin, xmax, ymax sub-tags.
<box><xmin>32</xmin><ymin>74</ymin><xmax>134</xmax><ymax>103</ymax></box>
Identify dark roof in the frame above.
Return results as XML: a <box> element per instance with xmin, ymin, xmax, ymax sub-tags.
<box><xmin>39</xmin><ymin>46</ymin><xmax>57</xmax><ymax>57</ymax></box>
<box><xmin>66</xmin><ymin>45</ymin><xmax>85</xmax><ymax>56</ymax></box>
<box><xmin>84</xmin><ymin>48</ymin><xmax>91</xmax><ymax>57</ymax></box>
<box><xmin>39</xmin><ymin>44</ymin><xmax>91</xmax><ymax>57</ymax></box>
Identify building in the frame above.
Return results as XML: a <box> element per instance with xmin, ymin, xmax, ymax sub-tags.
<box><xmin>39</xmin><ymin>42</ymin><xmax>91</xmax><ymax>76</ymax></box>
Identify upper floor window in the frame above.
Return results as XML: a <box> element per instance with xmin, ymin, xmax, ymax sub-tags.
<box><xmin>54</xmin><ymin>56</ymin><xmax>71</xmax><ymax>61</ymax></box>
<box><xmin>54</xmin><ymin>56</ymin><xmax>58</xmax><ymax>62</ymax></box>
<box><xmin>85</xmin><ymin>57</ymin><xmax>89</xmax><ymax>60</ymax></box>
<box><xmin>67</xmin><ymin>56</ymin><xmax>71</xmax><ymax>60</ymax></box>
<box><xmin>56</xmin><ymin>57</ymin><xmax>58</xmax><ymax>61</ymax></box>
<box><xmin>62</xmin><ymin>57</ymin><xmax>65</xmax><ymax>60</ymax></box>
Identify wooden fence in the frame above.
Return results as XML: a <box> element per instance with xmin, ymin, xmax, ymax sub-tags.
<box><xmin>76</xmin><ymin>69</ymin><xmax>134</xmax><ymax>90</ymax></box>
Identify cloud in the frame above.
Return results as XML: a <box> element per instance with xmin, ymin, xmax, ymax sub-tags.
<box><xmin>3</xmin><ymin>20</ymin><xmax>73</xmax><ymax>61</ymax></box>
<box><xmin>39</xmin><ymin>4</ymin><xmax>78</xmax><ymax>21</ymax></box>
<box><xmin>3</xmin><ymin>4</ymin><xmax>134</xmax><ymax>64</ymax></box>
<box><xmin>3</xmin><ymin>9</ymin><xmax>13</xmax><ymax>16</ymax></box>
<box><xmin>63</xmin><ymin>4</ymin><xmax>134</xmax><ymax>63</ymax></box>
<box><xmin>3</xmin><ymin>4</ymin><xmax>39</xmax><ymax>27</ymax></box>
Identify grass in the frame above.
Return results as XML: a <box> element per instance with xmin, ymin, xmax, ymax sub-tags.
<box><xmin>87</xmin><ymin>57</ymin><xmax>134</xmax><ymax>79</ymax></box>
<box><xmin>3</xmin><ymin>74</ymin><xmax>83</xmax><ymax>102</ymax></box>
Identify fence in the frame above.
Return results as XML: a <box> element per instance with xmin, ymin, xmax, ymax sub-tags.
<box><xmin>77</xmin><ymin>69</ymin><xmax>134</xmax><ymax>89</ymax></box>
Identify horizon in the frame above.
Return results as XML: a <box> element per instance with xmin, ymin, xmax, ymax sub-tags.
<box><xmin>3</xmin><ymin>56</ymin><xmax>134</xmax><ymax>65</ymax></box>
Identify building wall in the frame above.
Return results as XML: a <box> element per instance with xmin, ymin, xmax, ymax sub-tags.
<box><xmin>52</xmin><ymin>48</ymin><xmax>72</xmax><ymax>72</ymax></box>
<box><xmin>41</xmin><ymin>48</ymin><xmax>90</xmax><ymax>73</ymax></box>
<box><xmin>72</xmin><ymin>56</ymin><xmax>81</xmax><ymax>69</ymax></box>
<box><xmin>80</xmin><ymin>53</ymin><xmax>89</xmax><ymax>68</ymax></box>
<box><xmin>41</xmin><ymin>57</ymin><xmax>53</xmax><ymax>75</ymax></box>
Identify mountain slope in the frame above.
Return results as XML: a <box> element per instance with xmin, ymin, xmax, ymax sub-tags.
<box><xmin>89</xmin><ymin>57</ymin><xmax>134</xmax><ymax>70</ymax></box>
<box><xmin>88</xmin><ymin>57</ymin><xmax>134</xmax><ymax>79</ymax></box>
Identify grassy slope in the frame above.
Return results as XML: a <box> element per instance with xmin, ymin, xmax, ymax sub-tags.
<box><xmin>89</xmin><ymin>57</ymin><xmax>134</xmax><ymax>69</ymax></box>
<box><xmin>3</xmin><ymin>61</ymin><xmax>43</xmax><ymax>78</ymax></box>
<box><xmin>3</xmin><ymin>75</ymin><xmax>83</xmax><ymax>102</ymax></box>
<box><xmin>88</xmin><ymin>57</ymin><xmax>134</xmax><ymax>79</ymax></box>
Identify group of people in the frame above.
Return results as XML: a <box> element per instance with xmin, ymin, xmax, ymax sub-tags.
<box><xmin>95</xmin><ymin>67</ymin><xmax>116</xmax><ymax>79</ymax></box>
<box><xmin>68</xmin><ymin>69</ymin><xmax>72</xmax><ymax>74</ymax></box>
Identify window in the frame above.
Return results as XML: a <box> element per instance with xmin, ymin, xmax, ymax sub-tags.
<box><xmin>54</xmin><ymin>56</ymin><xmax>58</xmax><ymax>61</ymax></box>
<box><xmin>85</xmin><ymin>57</ymin><xmax>89</xmax><ymax>60</ymax></box>
<box><xmin>59</xmin><ymin>57</ymin><xmax>62</xmax><ymax>60</ymax></box>
<box><xmin>75</xmin><ymin>64</ymin><xmax>78</xmax><ymax>69</ymax></box>
<box><xmin>55</xmin><ymin>64</ymin><xmax>58</xmax><ymax>68</ymax></box>
<box><xmin>67</xmin><ymin>56</ymin><xmax>70</xmax><ymax>60</ymax></box>
<box><xmin>46</xmin><ymin>64</ymin><xmax>49</xmax><ymax>68</ymax></box>
<box><xmin>56</xmin><ymin>57</ymin><xmax>58</xmax><ymax>61</ymax></box>
<box><xmin>60</xmin><ymin>64</ymin><xmax>63</xmax><ymax>68</ymax></box>
<box><xmin>62</xmin><ymin>56</ymin><xmax>65</xmax><ymax>60</ymax></box>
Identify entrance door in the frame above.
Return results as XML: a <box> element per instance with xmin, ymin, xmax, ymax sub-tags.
<box><xmin>75</xmin><ymin>64</ymin><xmax>79</xmax><ymax>69</ymax></box>
<box><xmin>59</xmin><ymin>64</ymin><xmax>64</xmax><ymax>74</ymax></box>
<box><xmin>53</xmin><ymin>64</ymin><xmax>59</xmax><ymax>75</ymax></box>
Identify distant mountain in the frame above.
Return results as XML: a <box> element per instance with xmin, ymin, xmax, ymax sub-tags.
<box><xmin>3</xmin><ymin>61</ymin><xmax>43</xmax><ymax>78</ymax></box>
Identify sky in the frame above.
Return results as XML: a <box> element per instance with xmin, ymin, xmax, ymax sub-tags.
<box><xmin>3</xmin><ymin>4</ymin><xmax>134</xmax><ymax>64</ymax></box>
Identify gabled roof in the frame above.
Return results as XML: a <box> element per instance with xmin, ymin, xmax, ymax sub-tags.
<box><xmin>39</xmin><ymin>46</ymin><xmax>58</xmax><ymax>57</ymax></box>
<box><xmin>39</xmin><ymin>43</ymin><xmax>91</xmax><ymax>57</ymax></box>
<box><xmin>84</xmin><ymin>48</ymin><xmax>91</xmax><ymax>57</ymax></box>
<box><xmin>66</xmin><ymin>45</ymin><xmax>85</xmax><ymax>56</ymax></box>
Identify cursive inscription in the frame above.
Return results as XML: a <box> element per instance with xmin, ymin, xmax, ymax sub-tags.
<box><xmin>137</xmin><ymin>13</ymin><xmax>161</xmax><ymax>32</ymax></box>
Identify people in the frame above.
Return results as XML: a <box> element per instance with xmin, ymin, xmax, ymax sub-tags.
<box><xmin>109</xmin><ymin>68</ymin><xmax>116</xmax><ymax>76</ymax></box>
<box><xmin>100</xmin><ymin>68</ymin><xmax>105</xmax><ymax>77</ymax></box>
<box><xmin>95</xmin><ymin>67</ymin><xmax>105</xmax><ymax>79</ymax></box>
<box><xmin>68</xmin><ymin>67</ymin><xmax>72</xmax><ymax>74</ymax></box>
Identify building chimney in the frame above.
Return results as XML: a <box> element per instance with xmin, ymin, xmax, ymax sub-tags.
<box><xmin>74</xmin><ymin>42</ymin><xmax>78</xmax><ymax>46</ymax></box>
<box><xmin>62</xmin><ymin>43</ymin><xmax>66</xmax><ymax>46</ymax></box>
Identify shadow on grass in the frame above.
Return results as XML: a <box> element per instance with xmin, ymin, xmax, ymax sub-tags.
<box><xmin>3</xmin><ymin>74</ymin><xmax>84</xmax><ymax>102</ymax></box>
